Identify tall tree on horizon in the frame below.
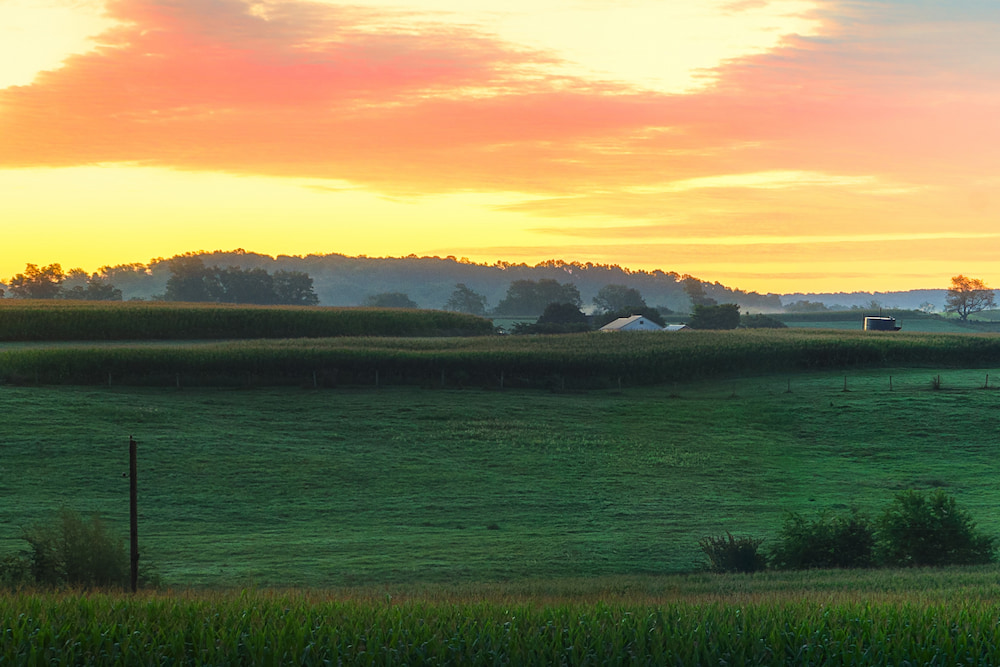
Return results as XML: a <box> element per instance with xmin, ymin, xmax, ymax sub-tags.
<box><xmin>945</xmin><ymin>275</ymin><xmax>996</xmax><ymax>321</ymax></box>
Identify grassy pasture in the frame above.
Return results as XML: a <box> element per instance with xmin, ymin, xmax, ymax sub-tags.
<box><xmin>3</xmin><ymin>367</ymin><xmax>1000</xmax><ymax>588</ymax></box>
<box><xmin>0</xmin><ymin>300</ymin><xmax>493</xmax><ymax>341</ymax></box>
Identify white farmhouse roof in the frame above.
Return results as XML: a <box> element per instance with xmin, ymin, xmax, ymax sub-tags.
<box><xmin>599</xmin><ymin>315</ymin><xmax>664</xmax><ymax>332</ymax></box>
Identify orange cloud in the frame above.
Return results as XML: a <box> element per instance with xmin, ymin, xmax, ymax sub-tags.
<box><xmin>3</xmin><ymin>0</ymin><xmax>1000</xmax><ymax>296</ymax></box>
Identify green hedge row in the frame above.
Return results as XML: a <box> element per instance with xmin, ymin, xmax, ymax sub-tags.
<box><xmin>0</xmin><ymin>301</ymin><xmax>493</xmax><ymax>340</ymax></box>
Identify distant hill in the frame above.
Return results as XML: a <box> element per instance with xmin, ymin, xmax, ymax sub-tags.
<box><xmin>80</xmin><ymin>250</ymin><xmax>786</xmax><ymax>313</ymax></box>
<box><xmin>780</xmin><ymin>289</ymin><xmax>947</xmax><ymax>312</ymax></box>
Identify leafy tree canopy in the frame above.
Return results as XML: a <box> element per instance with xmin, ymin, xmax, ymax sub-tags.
<box><xmin>945</xmin><ymin>275</ymin><xmax>996</xmax><ymax>321</ymax></box>
<box><xmin>593</xmin><ymin>284</ymin><xmax>648</xmax><ymax>313</ymax></box>
<box><xmin>688</xmin><ymin>303</ymin><xmax>741</xmax><ymax>330</ymax></box>
<box><xmin>494</xmin><ymin>279</ymin><xmax>581</xmax><ymax>316</ymax></box>
<box><xmin>164</xmin><ymin>258</ymin><xmax>318</xmax><ymax>305</ymax></box>
<box><xmin>444</xmin><ymin>283</ymin><xmax>487</xmax><ymax>316</ymax></box>
<box><xmin>7</xmin><ymin>263</ymin><xmax>65</xmax><ymax>299</ymax></box>
<box><xmin>682</xmin><ymin>277</ymin><xmax>717</xmax><ymax>308</ymax></box>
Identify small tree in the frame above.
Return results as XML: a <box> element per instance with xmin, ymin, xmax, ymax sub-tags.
<box><xmin>513</xmin><ymin>302</ymin><xmax>590</xmax><ymax>334</ymax></box>
<box><xmin>444</xmin><ymin>283</ymin><xmax>487</xmax><ymax>315</ymax></box>
<box><xmin>7</xmin><ymin>263</ymin><xmax>65</xmax><ymax>299</ymax></box>
<box><xmin>20</xmin><ymin>509</ymin><xmax>130</xmax><ymax>588</ymax></box>
<box><xmin>876</xmin><ymin>489</ymin><xmax>995</xmax><ymax>567</ymax></box>
<box><xmin>699</xmin><ymin>533</ymin><xmax>767</xmax><ymax>573</ymax></box>
<box><xmin>688</xmin><ymin>303</ymin><xmax>741</xmax><ymax>330</ymax></box>
<box><xmin>593</xmin><ymin>284</ymin><xmax>649</xmax><ymax>313</ymax></box>
<box><xmin>770</xmin><ymin>509</ymin><xmax>875</xmax><ymax>569</ymax></box>
<box><xmin>945</xmin><ymin>275</ymin><xmax>996</xmax><ymax>321</ymax></box>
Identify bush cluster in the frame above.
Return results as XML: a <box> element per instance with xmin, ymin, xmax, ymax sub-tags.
<box><xmin>701</xmin><ymin>490</ymin><xmax>995</xmax><ymax>573</ymax></box>
<box><xmin>0</xmin><ymin>509</ymin><xmax>155</xmax><ymax>590</ymax></box>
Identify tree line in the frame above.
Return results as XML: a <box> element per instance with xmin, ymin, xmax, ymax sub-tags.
<box><xmin>1</xmin><ymin>258</ymin><xmax>319</xmax><ymax>306</ymax></box>
<box><xmin>0</xmin><ymin>250</ymin><xmax>786</xmax><ymax>312</ymax></box>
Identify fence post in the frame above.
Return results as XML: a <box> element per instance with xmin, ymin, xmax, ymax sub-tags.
<box><xmin>129</xmin><ymin>435</ymin><xmax>139</xmax><ymax>593</ymax></box>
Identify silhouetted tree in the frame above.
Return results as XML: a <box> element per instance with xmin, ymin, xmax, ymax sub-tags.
<box><xmin>272</xmin><ymin>270</ymin><xmax>319</xmax><ymax>306</ymax></box>
<box><xmin>7</xmin><ymin>263</ymin><xmax>65</xmax><ymax>299</ymax></box>
<box><xmin>445</xmin><ymin>283</ymin><xmax>487</xmax><ymax>315</ymax></box>
<box><xmin>62</xmin><ymin>276</ymin><xmax>123</xmax><ymax>301</ymax></box>
<box><xmin>945</xmin><ymin>275</ymin><xmax>996</xmax><ymax>321</ymax></box>
<box><xmin>688</xmin><ymin>303</ymin><xmax>741</xmax><ymax>329</ymax></box>
<box><xmin>364</xmin><ymin>292</ymin><xmax>418</xmax><ymax>308</ymax></box>
<box><xmin>537</xmin><ymin>302</ymin><xmax>588</xmax><ymax>325</ymax></box>
<box><xmin>494</xmin><ymin>279</ymin><xmax>581</xmax><ymax>316</ymax></box>
<box><xmin>682</xmin><ymin>277</ymin><xmax>716</xmax><ymax>308</ymax></box>
<box><xmin>164</xmin><ymin>257</ymin><xmax>224</xmax><ymax>302</ymax></box>
<box><xmin>593</xmin><ymin>284</ymin><xmax>649</xmax><ymax>313</ymax></box>
<box><xmin>513</xmin><ymin>301</ymin><xmax>590</xmax><ymax>334</ymax></box>
<box><xmin>218</xmin><ymin>266</ymin><xmax>275</xmax><ymax>304</ymax></box>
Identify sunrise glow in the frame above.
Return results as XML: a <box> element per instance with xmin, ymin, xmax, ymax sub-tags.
<box><xmin>2</xmin><ymin>0</ymin><xmax>999</xmax><ymax>293</ymax></box>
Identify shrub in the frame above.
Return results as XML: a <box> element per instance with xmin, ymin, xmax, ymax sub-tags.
<box><xmin>876</xmin><ymin>490</ymin><xmax>995</xmax><ymax>567</ymax></box>
<box><xmin>688</xmin><ymin>304</ymin><xmax>741</xmax><ymax>330</ymax></box>
<box><xmin>20</xmin><ymin>509</ymin><xmax>130</xmax><ymax>589</ymax></box>
<box><xmin>0</xmin><ymin>555</ymin><xmax>32</xmax><ymax>589</ymax></box>
<box><xmin>770</xmin><ymin>509</ymin><xmax>875</xmax><ymax>569</ymax></box>
<box><xmin>699</xmin><ymin>533</ymin><xmax>767</xmax><ymax>573</ymax></box>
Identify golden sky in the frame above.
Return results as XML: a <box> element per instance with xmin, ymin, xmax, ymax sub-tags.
<box><xmin>2</xmin><ymin>0</ymin><xmax>999</xmax><ymax>293</ymax></box>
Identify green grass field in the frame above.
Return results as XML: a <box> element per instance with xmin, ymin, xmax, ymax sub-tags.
<box><xmin>4</xmin><ymin>366</ymin><xmax>1000</xmax><ymax>588</ymax></box>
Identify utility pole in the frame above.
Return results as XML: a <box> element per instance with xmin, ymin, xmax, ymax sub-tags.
<box><xmin>129</xmin><ymin>435</ymin><xmax>138</xmax><ymax>593</ymax></box>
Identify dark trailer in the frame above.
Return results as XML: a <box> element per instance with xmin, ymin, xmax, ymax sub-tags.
<box><xmin>864</xmin><ymin>316</ymin><xmax>901</xmax><ymax>331</ymax></box>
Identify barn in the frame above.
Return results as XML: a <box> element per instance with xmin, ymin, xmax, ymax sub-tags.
<box><xmin>599</xmin><ymin>315</ymin><xmax>666</xmax><ymax>332</ymax></box>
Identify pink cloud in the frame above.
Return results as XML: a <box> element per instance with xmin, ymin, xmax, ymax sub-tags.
<box><xmin>3</xmin><ymin>0</ymin><xmax>1000</xmax><ymax>203</ymax></box>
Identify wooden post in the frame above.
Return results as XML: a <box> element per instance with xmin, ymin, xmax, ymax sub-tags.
<box><xmin>129</xmin><ymin>436</ymin><xmax>138</xmax><ymax>593</ymax></box>
<box><xmin>889</xmin><ymin>376</ymin><xmax>893</xmax><ymax>391</ymax></box>
<box><xmin>843</xmin><ymin>376</ymin><xmax>848</xmax><ymax>392</ymax></box>
<box><xmin>312</xmin><ymin>370</ymin><xmax>318</xmax><ymax>389</ymax></box>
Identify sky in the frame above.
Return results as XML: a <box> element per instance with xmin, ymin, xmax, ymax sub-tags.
<box><xmin>2</xmin><ymin>0</ymin><xmax>999</xmax><ymax>294</ymax></box>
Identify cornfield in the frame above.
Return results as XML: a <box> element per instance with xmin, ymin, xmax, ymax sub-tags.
<box><xmin>4</xmin><ymin>588</ymin><xmax>1000</xmax><ymax>665</ymax></box>
<box><xmin>0</xmin><ymin>300</ymin><xmax>493</xmax><ymax>341</ymax></box>
<box><xmin>4</xmin><ymin>328</ymin><xmax>1000</xmax><ymax>387</ymax></box>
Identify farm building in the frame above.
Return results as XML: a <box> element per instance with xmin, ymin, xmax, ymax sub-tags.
<box><xmin>600</xmin><ymin>315</ymin><xmax>666</xmax><ymax>332</ymax></box>
<box><xmin>863</xmin><ymin>316</ymin><xmax>901</xmax><ymax>331</ymax></box>
<box><xmin>662</xmin><ymin>324</ymin><xmax>688</xmax><ymax>332</ymax></box>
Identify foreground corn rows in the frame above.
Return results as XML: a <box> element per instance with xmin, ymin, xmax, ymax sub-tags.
<box><xmin>3</xmin><ymin>591</ymin><xmax>1000</xmax><ymax>665</ymax></box>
